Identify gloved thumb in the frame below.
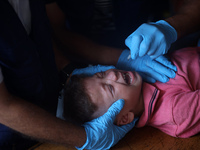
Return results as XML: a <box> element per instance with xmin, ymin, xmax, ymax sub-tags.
<box><xmin>103</xmin><ymin>99</ymin><xmax>125</xmax><ymax>123</ymax></box>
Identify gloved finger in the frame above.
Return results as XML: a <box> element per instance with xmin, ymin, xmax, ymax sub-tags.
<box><xmin>126</xmin><ymin>35</ymin><xmax>143</xmax><ymax>59</ymax></box>
<box><xmin>95</xmin><ymin>65</ymin><xmax>116</xmax><ymax>73</ymax></box>
<box><xmin>138</xmin><ymin>72</ymin><xmax>157</xmax><ymax>83</ymax></box>
<box><xmin>155</xmin><ymin>56</ymin><xmax>177</xmax><ymax>71</ymax></box>
<box><xmin>125</xmin><ymin>35</ymin><xmax>132</xmax><ymax>48</ymax></box>
<box><xmin>101</xmin><ymin>99</ymin><xmax>125</xmax><ymax>123</ymax></box>
<box><xmin>147</xmin><ymin>58</ymin><xmax>176</xmax><ymax>78</ymax></box>
<box><xmin>151</xmin><ymin>42</ymin><xmax>167</xmax><ymax>59</ymax></box>
<box><xmin>139</xmin><ymin>38</ymin><xmax>151</xmax><ymax>57</ymax></box>
<box><xmin>147</xmin><ymin>39</ymin><xmax>160</xmax><ymax>59</ymax></box>
<box><xmin>147</xmin><ymin>30</ymin><xmax>165</xmax><ymax>58</ymax></box>
<box><xmin>149</xmin><ymin>54</ymin><xmax>159</xmax><ymax>60</ymax></box>
<box><xmin>147</xmin><ymin>42</ymin><xmax>157</xmax><ymax>56</ymax></box>
<box><xmin>149</xmin><ymin>47</ymin><xmax>163</xmax><ymax>60</ymax></box>
<box><xmin>141</xmin><ymin>66</ymin><xmax>169</xmax><ymax>83</ymax></box>
<box><xmin>72</xmin><ymin>65</ymin><xmax>115</xmax><ymax>76</ymax></box>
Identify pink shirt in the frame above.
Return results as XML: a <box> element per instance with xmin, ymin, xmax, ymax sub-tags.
<box><xmin>136</xmin><ymin>47</ymin><xmax>200</xmax><ymax>138</ymax></box>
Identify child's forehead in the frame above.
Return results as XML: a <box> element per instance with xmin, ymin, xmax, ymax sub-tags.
<box><xmin>84</xmin><ymin>76</ymin><xmax>115</xmax><ymax>104</ymax></box>
<box><xmin>83</xmin><ymin>77</ymin><xmax>102</xmax><ymax>92</ymax></box>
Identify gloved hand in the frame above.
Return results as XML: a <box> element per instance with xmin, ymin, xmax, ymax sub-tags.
<box><xmin>125</xmin><ymin>20</ymin><xmax>177</xmax><ymax>59</ymax></box>
<box><xmin>72</xmin><ymin>64</ymin><xmax>115</xmax><ymax>76</ymax></box>
<box><xmin>77</xmin><ymin>99</ymin><xmax>138</xmax><ymax>150</ymax></box>
<box><xmin>117</xmin><ymin>49</ymin><xmax>177</xmax><ymax>83</ymax></box>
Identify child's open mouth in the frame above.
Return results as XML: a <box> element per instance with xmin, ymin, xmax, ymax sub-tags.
<box><xmin>122</xmin><ymin>72</ymin><xmax>133</xmax><ymax>85</ymax></box>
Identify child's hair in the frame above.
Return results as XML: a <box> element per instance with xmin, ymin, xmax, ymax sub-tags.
<box><xmin>64</xmin><ymin>75</ymin><xmax>98</xmax><ymax>124</ymax></box>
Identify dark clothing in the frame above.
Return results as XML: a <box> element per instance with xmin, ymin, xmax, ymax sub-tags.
<box><xmin>45</xmin><ymin>0</ymin><xmax>170</xmax><ymax>49</ymax></box>
<box><xmin>0</xmin><ymin>0</ymin><xmax>59</xmax><ymax>148</ymax></box>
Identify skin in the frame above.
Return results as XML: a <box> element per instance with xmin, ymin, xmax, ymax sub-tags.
<box><xmin>0</xmin><ymin>80</ymin><xmax>86</xmax><ymax>147</ymax></box>
<box><xmin>166</xmin><ymin>0</ymin><xmax>200</xmax><ymax>38</ymax></box>
<box><xmin>83</xmin><ymin>69</ymin><xmax>144</xmax><ymax>125</ymax></box>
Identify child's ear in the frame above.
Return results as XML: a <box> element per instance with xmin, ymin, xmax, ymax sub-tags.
<box><xmin>116</xmin><ymin>112</ymin><xmax>134</xmax><ymax>126</ymax></box>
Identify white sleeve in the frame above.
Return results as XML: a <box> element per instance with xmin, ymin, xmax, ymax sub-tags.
<box><xmin>0</xmin><ymin>66</ymin><xmax>4</xmax><ymax>84</ymax></box>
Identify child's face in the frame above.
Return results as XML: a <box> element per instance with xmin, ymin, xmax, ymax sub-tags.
<box><xmin>83</xmin><ymin>69</ymin><xmax>144</xmax><ymax>125</ymax></box>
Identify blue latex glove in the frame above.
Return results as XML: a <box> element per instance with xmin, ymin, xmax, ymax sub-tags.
<box><xmin>125</xmin><ymin>20</ymin><xmax>177</xmax><ymax>59</ymax></box>
<box><xmin>72</xmin><ymin>64</ymin><xmax>115</xmax><ymax>76</ymax></box>
<box><xmin>117</xmin><ymin>50</ymin><xmax>177</xmax><ymax>83</ymax></box>
<box><xmin>77</xmin><ymin>99</ymin><xmax>138</xmax><ymax>150</ymax></box>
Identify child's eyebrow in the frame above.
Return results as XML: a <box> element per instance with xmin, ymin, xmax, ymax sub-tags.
<box><xmin>95</xmin><ymin>72</ymin><xmax>104</xmax><ymax>78</ymax></box>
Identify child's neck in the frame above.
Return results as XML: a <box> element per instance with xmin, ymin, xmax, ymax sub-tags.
<box><xmin>135</xmin><ymin>91</ymin><xmax>144</xmax><ymax>117</ymax></box>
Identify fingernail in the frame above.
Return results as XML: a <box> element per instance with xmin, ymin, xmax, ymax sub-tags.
<box><xmin>162</xmin><ymin>76</ymin><xmax>169</xmax><ymax>83</ymax></box>
<box><xmin>171</xmin><ymin>71</ymin><xmax>176</xmax><ymax>78</ymax></box>
<box><xmin>174</xmin><ymin>66</ymin><xmax>177</xmax><ymax>72</ymax></box>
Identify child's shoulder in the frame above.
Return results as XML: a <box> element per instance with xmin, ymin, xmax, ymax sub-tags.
<box><xmin>170</xmin><ymin>47</ymin><xmax>200</xmax><ymax>58</ymax></box>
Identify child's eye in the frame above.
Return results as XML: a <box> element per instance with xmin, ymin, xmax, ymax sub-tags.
<box><xmin>100</xmin><ymin>72</ymin><xmax>104</xmax><ymax>78</ymax></box>
<box><xmin>108</xmin><ymin>84</ymin><xmax>114</xmax><ymax>97</ymax></box>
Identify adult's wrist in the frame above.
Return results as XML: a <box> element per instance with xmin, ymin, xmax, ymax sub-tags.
<box><xmin>75</xmin><ymin>126</ymin><xmax>89</xmax><ymax>150</ymax></box>
<box><xmin>152</xmin><ymin>20</ymin><xmax>177</xmax><ymax>43</ymax></box>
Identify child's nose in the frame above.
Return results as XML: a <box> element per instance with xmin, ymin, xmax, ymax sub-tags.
<box><xmin>105</xmin><ymin>70</ymin><xmax>126</xmax><ymax>84</ymax></box>
<box><xmin>105</xmin><ymin>71</ymin><xmax>117</xmax><ymax>81</ymax></box>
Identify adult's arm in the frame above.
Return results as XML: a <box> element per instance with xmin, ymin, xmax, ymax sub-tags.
<box><xmin>0</xmin><ymin>80</ymin><xmax>137</xmax><ymax>149</ymax></box>
<box><xmin>166</xmin><ymin>0</ymin><xmax>200</xmax><ymax>38</ymax></box>
<box><xmin>45</xmin><ymin>2</ymin><xmax>177</xmax><ymax>83</ymax></box>
<box><xmin>45</xmin><ymin>2</ymin><xmax>122</xmax><ymax>65</ymax></box>
<box><xmin>0</xmin><ymin>81</ymin><xmax>86</xmax><ymax>147</ymax></box>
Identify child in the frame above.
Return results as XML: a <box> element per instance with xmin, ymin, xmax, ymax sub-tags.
<box><xmin>64</xmin><ymin>47</ymin><xmax>200</xmax><ymax>138</ymax></box>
